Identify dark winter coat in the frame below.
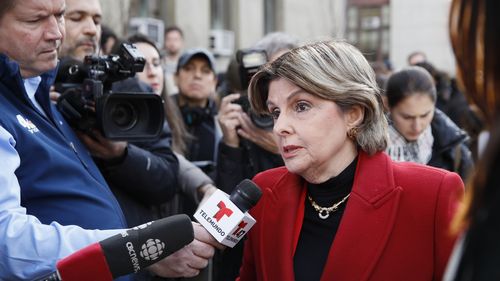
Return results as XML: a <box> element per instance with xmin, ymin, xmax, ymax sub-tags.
<box><xmin>428</xmin><ymin>109</ymin><xmax>474</xmax><ymax>180</ymax></box>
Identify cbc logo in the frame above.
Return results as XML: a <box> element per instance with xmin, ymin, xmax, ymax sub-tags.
<box><xmin>140</xmin><ymin>238</ymin><xmax>165</xmax><ymax>261</ymax></box>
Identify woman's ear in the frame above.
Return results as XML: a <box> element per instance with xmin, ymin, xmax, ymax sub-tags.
<box><xmin>346</xmin><ymin>105</ymin><xmax>364</xmax><ymax>127</ymax></box>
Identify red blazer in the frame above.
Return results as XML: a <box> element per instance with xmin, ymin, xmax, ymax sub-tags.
<box><xmin>237</xmin><ymin>151</ymin><xmax>464</xmax><ymax>281</ymax></box>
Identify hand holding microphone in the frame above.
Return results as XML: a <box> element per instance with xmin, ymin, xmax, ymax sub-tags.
<box><xmin>194</xmin><ymin>179</ymin><xmax>263</xmax><ymax>248</ymax></box>
<box><xmin>34</xmin><ymin>179</ymin><xmax>259</xmax><ymax>281</ymax></box>
<box><xmin>36</xmin><ymin>214</ymin><xmax>194</xmax><ymax>281</ymax></box>
<box><xmin>148</xmin><ymin>222</ymin><xmax>222</xmax><ymax>278</ymax></box>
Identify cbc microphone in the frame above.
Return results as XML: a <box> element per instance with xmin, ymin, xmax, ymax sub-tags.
<box><xmin>35</xmin><ymin>214</ymin><xmax>193</xmax><ymax>281</ymax></box>
<box><xmin>194</xmin><ymin>179</ymin><xmax>262</xmax><ymax>248</ymax></box>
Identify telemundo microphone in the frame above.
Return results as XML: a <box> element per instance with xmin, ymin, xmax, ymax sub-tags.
<box><xmin>194</xmin><ymin>179</ymin><xmax>263</xmax><ymax>248</ymax></box>
<box><xmin>35</xmin><ymin>214</ymin><xmax>193</xmax><ymax>281</ymax></box>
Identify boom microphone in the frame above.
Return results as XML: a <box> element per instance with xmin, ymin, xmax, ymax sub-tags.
<box><xmin>194</xmin><ymin>179</ymin><xmax>262</xmax><ymax>248</ymax></box>
<box><xmin>35</xmin><ymin>214</ymin><xmax>193</xmax><ymax>281</ymax></box>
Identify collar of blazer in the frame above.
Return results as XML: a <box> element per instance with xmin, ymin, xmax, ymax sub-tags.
<box><xmin>255</xmin><ymin>151</ymin><xmax>402</xmax><ymax>281</ymax></box>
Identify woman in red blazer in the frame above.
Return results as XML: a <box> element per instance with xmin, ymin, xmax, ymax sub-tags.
<box><xmin>237</xmin><ymin>40</ymin><xmax>464</xmax><ymax>281</ymax></box>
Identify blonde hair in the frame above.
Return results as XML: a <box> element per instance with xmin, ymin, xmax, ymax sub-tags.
<box><xmin>249</xmin><ymin>40</ymin><xmax>388</xmax><ymax>155</ymax></box>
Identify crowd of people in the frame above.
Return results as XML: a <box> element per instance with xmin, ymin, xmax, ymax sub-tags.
<box><xmin>0</xmin><ymin>0</ymin><xmax>497</xmax><ymax>280</ymax></box>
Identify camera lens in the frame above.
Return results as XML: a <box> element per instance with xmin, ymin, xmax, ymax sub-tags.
<box><xmin>250</xmin><ymin>112</ymin><xmax>274</xmax><ymax>130</ymax></box>
<box><xmin>110</xmin><ymin>102</ymin><xmax>138</xmax><ymax>131</ymax></box>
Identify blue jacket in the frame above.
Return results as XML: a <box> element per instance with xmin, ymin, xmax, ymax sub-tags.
<box><xmin>0</xmin><ymin>54</ymin><xmax>127</xmax><ymax>230</ymax></box>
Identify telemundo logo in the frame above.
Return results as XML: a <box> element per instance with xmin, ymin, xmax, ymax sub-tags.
<box><xmin>140</xmin><ymin>238</ymin><xmax>165</xmax><ymax>261</ymax></box>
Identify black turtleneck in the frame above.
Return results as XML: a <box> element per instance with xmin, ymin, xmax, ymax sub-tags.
<box><xmin>294</xmin><ymin>157</ymin><xmax>358</xmax><ymax>281</ymax></box>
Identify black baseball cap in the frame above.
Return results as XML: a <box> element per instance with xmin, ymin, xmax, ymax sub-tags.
<box><xmin>176</xmin><ymin>48</ymin><xmax>216</xmax><ymax>73</ymax></box>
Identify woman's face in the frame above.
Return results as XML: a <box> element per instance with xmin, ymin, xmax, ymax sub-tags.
<box><xmin>267</xmin><ymin>78</ymin><xmax>360</xmax><ymax>183</ymax></box>
<box><xmin>390</xmin><ymin>93</ymin><xmax>435</xmax><ymax>141</ymax></box>
<box><xmin>135</xmin><ymin>42</ymin><xmax>164</xmax><ymax>96</ymax></box>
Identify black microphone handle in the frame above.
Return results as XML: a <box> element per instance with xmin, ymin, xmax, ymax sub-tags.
<box><xmin>101</xmin><ymin>214</ymin><xmax>194</xmax><ymax>278</ymax></box>
<box><xmin>33</xmin><ymin>214</ymin><xmax>193</xmax><ymax>281</ymax></box>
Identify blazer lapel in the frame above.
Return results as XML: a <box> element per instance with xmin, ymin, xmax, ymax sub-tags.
<box><xmin>322</xmin><ymin>152</ymin><xmax>402</xmax><ymax>281</ymax></box>
<box><xmin>260</xmin><ymin>172</ymin><xmax>306</xmax><ymax>280</ymax></box>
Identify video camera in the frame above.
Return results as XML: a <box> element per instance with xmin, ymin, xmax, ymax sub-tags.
<box><xmin>233</xmin><ymin>48</ymin><xmax>273</xmax><ymax>130</ymax></box>
<box><xmin>55</xmin><ymin>43</ymin><xmax>164</xmax><ymax>141</ymax></box>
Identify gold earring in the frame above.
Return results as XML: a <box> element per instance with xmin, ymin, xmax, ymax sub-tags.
<box><xmin>347</xmin><ymin>127</ymin><xmax>358</xmax><ymax>140</ymax></box>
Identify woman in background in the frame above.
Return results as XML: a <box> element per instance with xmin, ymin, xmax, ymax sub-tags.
<box><xmin>237</xmin><ymin>40</ymin><xmax>464</xmax><ymax>281</ymax></box>
<box><xmin>128</xmin><ymin>34</ymin><xmax>191</xmax><ymax>155</ymax></box>
<box><xmin>385</xmin><ymin>66</ymin><xmax>474</xmax><ymax>180</ymax></box>
<box><xmin>127</xmin><ymin>34</ymin><xmax>217</xmax><ymax>204</ymax></box>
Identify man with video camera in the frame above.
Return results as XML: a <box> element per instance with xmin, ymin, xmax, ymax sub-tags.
<box><xmin>0</xmin><ymin>0</ymin><xmax>219</xmax><ymax>280</ymax></box>
<box><xmin>55</xmin><ymin>0</ymin><xmax>181</xmax><ymax>234</ymax></box>
<box><xmin>215</xmin><ymin>32</ymin><xmax>299</xmax><ymax>281</ymax></box>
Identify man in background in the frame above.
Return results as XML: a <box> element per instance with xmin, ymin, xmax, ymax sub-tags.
<box><xmin>57</xmin><ymin>0</ymin><xmax>181</xmax><ymax>233</ymax></box>
<box><xmin>163</xmin><ymin>25</ymin><xmax>185</xmax><ymax>95</ymax></box>
<box><xmin>58</xmin><ymin>0</ymin><xmax>101</xmax><ymax>60</ymax></box>
<box><xmin>407</xmin><ymin>50</ymin><xmax>427</xmax><ymax>65</ymax></box>
<box><xmin>163</xmin><ymin>25</ymin><xmax>184</xmax><ymax>73</ymax></box>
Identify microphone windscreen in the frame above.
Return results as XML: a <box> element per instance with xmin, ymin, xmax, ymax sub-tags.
<box><xmin>57</xmin><ymin>243</ymin><xmax>114</xmax><ymax>281</ymax></box>
<box><xmin>101</xmin><ymin>214</ymin><xmax>194</xmax><ymax>277</ymax></box>
<box><xmin>229</xmin><ymin>179</ymin><xmax>263</xmax><ymax>213</ymax></box>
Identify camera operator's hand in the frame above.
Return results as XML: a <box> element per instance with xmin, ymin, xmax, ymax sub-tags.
<box><xmin>237</xmin><ymin>112</ymin><xmax>280</xmax><ymax>154</ymax></box>
<box><xmin>77</xmin><ymin>130</ymin><xmax>128</xmax><ymax>161</ymax></box>
<box><xmin>49</xmin><ymin>86</ymin><xmax>61</xmax><ymax>103</ymax></box>
<box><xmin>147</xmin><ymin>222</ymin><xmax>222</xmax><ymax>278</ymax></box>
<box><xmin>218</xmin><ymin>93</ymin><xmax>244</xmax><ymax>148</ymax></box>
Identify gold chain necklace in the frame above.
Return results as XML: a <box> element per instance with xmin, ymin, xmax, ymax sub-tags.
<box><xmin>307</xmin><ymin>193</ymin><xmax>350</xmax><ymax>219</ymax></box>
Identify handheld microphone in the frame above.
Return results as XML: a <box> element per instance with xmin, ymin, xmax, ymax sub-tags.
<box><xmin>35</xmin><ymin>214</ymin><xmax>193</xmax><ymax>281</ymax></box>
<box><xmin>194</xmin><ymin>179</ymin><xmax>262</xmax><ymax>248</ymax></box>
<box><xmin>229</xmin><ymin>179</ymin><xmax>263</xmax><ymax>213</ymax></box>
